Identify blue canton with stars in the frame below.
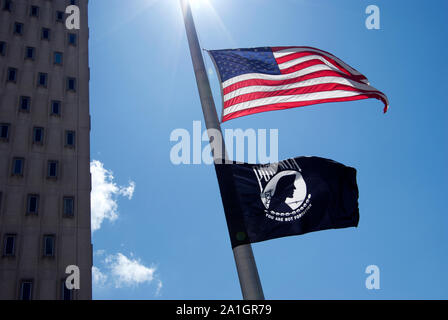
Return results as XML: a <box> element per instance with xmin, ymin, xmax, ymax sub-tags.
<box><xmin>209</xmin><ymin>47</ymin><xmax>281</xmax><ymax>82</ymax></box>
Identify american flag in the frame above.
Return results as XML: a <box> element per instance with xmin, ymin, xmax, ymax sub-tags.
<box><xmin>208</xmin><ymin>46</ymin><xmax>389</xmax><ymax>122</ymax></box>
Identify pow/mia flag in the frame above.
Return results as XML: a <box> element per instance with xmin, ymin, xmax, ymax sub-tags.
<box><xmin>214</xmin><ymin>156</ymin><xmax>359</xmax><ymax>248</ymax></box>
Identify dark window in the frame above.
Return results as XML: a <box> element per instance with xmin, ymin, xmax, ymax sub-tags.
<box><xmin>0</xmin><ymin>123</ymin><xmax>10</xmax><ymax>140</ymax></box>
<box><xmin>14</xmin><ymin>22</ymin><xmax>23</xmax><ymax>35</ymax></box>
<box><xmin>37</xmin><ymin>72</ymin><xmax>47</xmax><ymax>87</ymax></box>
<box><xmin>27</xmin><ymin>194</ymin><xmax>39</xmax><ymax>214</ymax></box>
<box><xmin>19</xmin><ymin>96</ymin><xmax>30</xmax><ymax>112</ymax></box>
<box><xmin>62</xmin><ymin>279</ymin><xmax>73</xmax><ymax>300</ymax></box>
<box><xmin>43</xmin><ymin>235</ymin><xmax>55</xmax><ymax>257</ymax></box>
<box><xmin>25</xmin><ymin>46</ymin><xmax>35</xmax><ymax>60</ymax></box>
<box><xmin>67</xmin><ymin>77</ymin><xmax>76</xmax><ymax>91</ymax></box>
<box><xmin>65</xmin><ymin>131</ymin><xmax>75</xmax><ymax>147</ymax></box>
<box><xmin>30</xmin><ymin>5</ymin><xmax>39</xmax><ymax>17</ymax></box>
<box><xmin>12</xmin><ymin>157</ymin><xmax>24</xmax><ymax>175</ymax></box>
<box><xmin>0</xmin><ymin>41</ymin><xmax>6</xmax><ymax>55</ymax></box>
<box><xmin>41</xmin><ymin>28</ymin><xmax>50</xmax><ymax>40</ymax></box>
<box><xmin>51</xmin><ymin>100</ymin><xmax>61</xmax><ymax>116</ymax></box>
<box><xmin>56</xmin><ymin>11</ymin><xmax>64</xmax><ymax>22</ymax></box>
<box><xmin>68</xmin><ymin>33</ymin><xmax>77</xmax><ymax>46</ymax></box>
<box><xmin>63</xmin><ymin>197</ymin><xmax>74</xmax><ymax>216</ymax></box>
<box><xmin>19</xmin><ymin>281</ymin><xmax>33</xmax><ymax>300</ymax></box>
<box><xmin>3</xmin><ymin>0</ymin><xmax>12</xmax><ymax>11</ymax></box>
<box><xmin>54</xmin><ymin>52</ymin><xmax>63</xmax><ymax>65</ymax></box>
<box><xmin>7</xmin><ymin>67</ymin><xmax>17</xmax><ymax>82</ymax></box>
<box><xmin>47</xmin><ymin>160</ymin><xmax>58</xmax><ymax>178</ymax></box>
<box><xmin>3</xmin><ymin>234</ymin><xmax>16</xmax><ymax>256</ymax></box>
<box><xmin>33</xmin><ymin>127</ymin><xmax>44</xmax><ymax>144</ymax></box>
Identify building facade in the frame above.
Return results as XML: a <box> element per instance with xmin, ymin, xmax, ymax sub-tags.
<box><xmin>0</xmin><ymin>0</ymin><xmax>92</xmax><ymax>299</ymax></box>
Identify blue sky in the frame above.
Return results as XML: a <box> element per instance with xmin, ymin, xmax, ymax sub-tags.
<box><xmin>88</xmin><ymin>0</ymin><xmax>448</xmax><ymax>299</ymax></box>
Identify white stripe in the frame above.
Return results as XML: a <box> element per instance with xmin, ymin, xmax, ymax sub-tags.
<box><xmin>277</xmin><ymin>54</ymin><xmax>340</xmax><ymax>72</ymax></box>
<box><xmin>222</xmin><ymin>64</ymin><xmax>345</xmax><ymax>88</ymax></box>
<box><xmin>223</xmin><ymin>90</ymin><xmax>374</xmax><ymax>117</ymax></box>
<box><xmin>223</xmin><ymin>76</ymin><xmax>381</xmax><ymax>102</ymax></box>
<box><xmin>273</xmin><ymin>47</ymin><xmax>363</xmax><ymax>76</ymax></box>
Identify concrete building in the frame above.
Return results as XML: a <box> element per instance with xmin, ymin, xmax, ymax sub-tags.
<box><xmin>0</xmin><ymin>0</ymin><xmax>92</xmax><ymax>299</ymax></box>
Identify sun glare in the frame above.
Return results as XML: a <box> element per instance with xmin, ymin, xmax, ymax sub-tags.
<box><xmin>189</xmin><ymin>0</ymin><xmax>209</xmax><ymax>9</ymax></box>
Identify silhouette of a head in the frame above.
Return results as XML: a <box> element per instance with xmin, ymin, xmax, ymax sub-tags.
<box><xmin>268</xmin><ymin>174</ymin><xmax>296</xmax><ymax>210</ymax></box>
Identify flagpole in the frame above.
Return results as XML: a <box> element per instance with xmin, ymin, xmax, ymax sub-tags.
<box><xmin>179</xmin><ymin>0</ymin><xmax>265</xmax><ymax>300</ymax></box>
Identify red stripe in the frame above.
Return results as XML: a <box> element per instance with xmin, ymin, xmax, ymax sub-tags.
<box><xmin>272</xmin><ymin>46</ymin><xmax>346</xmax><ymax>58</ymax></box>
<box><xmin>272</xmin><ymin>46</ymin><xmax>365</xmax><ymax>78</ymax></box>
<box><xmin>275</xmin><ymin>51</ymin><xmax>354</xmax><ymax>77</ymax></box>
<box><xmin>279</xmin><ymin>58</ymin><xmax>350</xmax><ymax>76</ymax></box>
<box><xmin>223</xmin><ymin>70</ymin><xmax>369</xmax><ymax>95</ymax></box>
<box><xmin>274</xmin><ymin>50</ymin><xmax>316</xmax><ymax>64</ymax></box>
<box><xmin>224</xmin><ymin>83</ymin><xmax>384</xmax><ymax>109</ymax></box>
<box><xmin>222</xmin><ymin>94</ymin><xmax>387</xmax><ymax>122</ymax></box>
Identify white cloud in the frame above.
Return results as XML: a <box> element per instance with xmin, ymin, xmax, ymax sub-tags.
<box><xmin>105</xmin><ymin>253</ymin><xmax>157</xmax><ymax>288</ymax></box>
<box><xmin>92</xmin><ymin>252</ymin><xmax>162</xmax><ymax>295</ymax></box>
<box><xmin>90</xmin><ymin>160</ymin><xmax>135</xmax><ymax>232</ymax></box>
<box><xmin>119</xmin><ymin>181</ymin><xmax>135</xmax><ymax>199</ymax></box>
<box><xmin>92</xmin><ymin>266</ymin><xmax>108</xmax><ymax>287</ymax></box>
<box><xmin>90</xmin><ymin>161</ymin><xmax>161</xmax><ymax>295</ymax></box>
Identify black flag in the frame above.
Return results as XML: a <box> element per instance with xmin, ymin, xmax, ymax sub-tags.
<box><xmin>215</xmin><ymin>156</ymin><xmax>359</xmax><ymax>248</ymax></box>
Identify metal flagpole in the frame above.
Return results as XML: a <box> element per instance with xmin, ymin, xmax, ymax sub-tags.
<box><xmin>179</xmin><ymin>0</ymin><xmax>265</xmax><ymax>300</ymax></box>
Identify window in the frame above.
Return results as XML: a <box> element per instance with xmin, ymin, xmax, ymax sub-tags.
<box><xmin>0</xmin><ymin>123</ymin><xmax>10</xmax><ymax>140</ymax></box>
<box><xmin>54</xmin><ymin>51</ymin><xmax>63</xmax><ymax>65</ymax></box>
<box><xmin>67</xmin><ymin>77</ymin><xmax>76</xmax><ymax>91</ymax></box>
<box><xmin>41</xmin><ymin>28</ymin><xmax>50</xmax><ymax>40</ymax></box>
<box><xmin>37</xmin><ymin>72</ymin><xmax>48</xmax><ymax>87</ymax></box>
<box><xmin>56</xmin><ymin>11</ymin><xmax>64</xmax><ymax>22</ymax></box>
<box><xmin>47</xmin><ymin>160</ymin><xmax>58</xmax><ymax>178</ymax></box>
<box><xmin>27</xmin><ymin>194</ymin><xmax>39</xmax><ymax>214</ymax></box>
<box><xmin>65</xmin><ymin>131</ymin><xmax>75</xmax><ymax>147</ymax></box>
<box><xmin>33</xmin><ymin>127</ymin><xmax>44</xmax><ymax>144</ymax></box>
<box><xmin>7</xmin><ymin>67</ymin><xmax>17</xmax><ymax>82</ymax></box>
<box><xmin>19</xmin><ymin>96</ymin><xmax>31</xmax><ymax>112</ymax></box>
<box><xmin>14</xmin><ymin>22</ymin><xmax>23</xmax><ymax>35</ymax></box>
<box><xmin>3</xmin><ymin>0</ymin><xmax>12</xmax><ymax>11</ymax></box>
<box><xmin>43</xmin><ymin>235</ymin><xmax>55</xmax><ymax>257</ymax></box>
<box><xmin>3</xmin><ymin>234</ymin><xmax>16</xmax><ymax>256</ymax></box>
<box><xmin>12</xmin><ymin>157</ymin><xmax>24</xmax><ymax>175</ymax></box>
<box><xmin>61</xmin><ymin>279</ymin><xmax>73</xmax><ymax>300</ymax></box>
<box><xmin>0</xmin><ymin>41</ymin><xmax>6</xmax><ymax>56</ymax></box>
<box><xmin>25</xmin><ymin>46</ymin><xmax>35</xmax><ymax>60</ymax></box>
<box><xmin>68</xmin><ymin>33</ymin><xmax>77</xmax><ymax>46</ymax></box>
<box><xmin>30</xmin><ymin>5</ymin><xmax>39</xmax><ymax>17</ymax></box>
<box><xmin>63</xmin><ymin>197</ymin><xmax>74</xmax><ymax>217</ymax></box>
<box><xmin>19</xmin><ymin>280</ymin><xmax>33</xmax><ymax>300</ymax></box>
<box><xmin>51</xmin><ymin>100</ymin><xmax>61</xmax><ymax>116</ymax></box>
